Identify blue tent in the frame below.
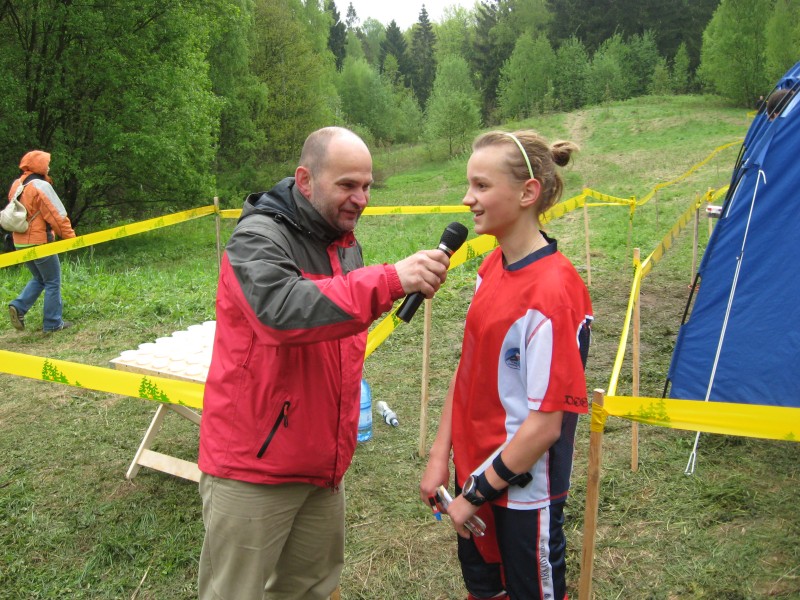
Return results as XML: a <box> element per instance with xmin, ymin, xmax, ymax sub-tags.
<box><xmin>667</xmin><ymin>62</ymin><xmax>800</xmax><ymax>408</ymax></box>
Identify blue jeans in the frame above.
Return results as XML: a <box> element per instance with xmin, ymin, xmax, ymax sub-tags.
<box><xmin>10</xmin><ymin>253</ymin><xmax>65</xmax><ymax>331</ymax></box>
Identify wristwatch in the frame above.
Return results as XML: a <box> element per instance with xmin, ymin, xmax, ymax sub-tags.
<box><xmin>462</xmin><ymin>472</ymin><xmax>502</xmax><ymax>506</ymax></box>
<box><xmin>461</xmin><ymin>475</ymin><xmax>487</xmax><ymax>506</ymax></box>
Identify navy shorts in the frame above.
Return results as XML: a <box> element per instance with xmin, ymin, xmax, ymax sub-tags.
<box><xmin>457</xmin><ymin>502</ymin><xmax>567</xmax><ymax>600</ymax></box>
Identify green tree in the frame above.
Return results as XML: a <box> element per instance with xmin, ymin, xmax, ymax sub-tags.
<box><xmin>250</xmin><ymin>0</ymin><xmax>338</xmax><ymax>163</ymax></box>
<box><xmin>327</xmin><ymin>0</ymin><xmax>347</xmax><ymax>71</ymax></box>
<box><xmin>472</xmin><ymin>0</ymin><xmax>508</xmax><ymax>121</ymax></box>
<box><xmin>552</xmin><ymin>36</ymin><xmax>590</xmax><ymax>111</ymax></box>
<box><xmin>698</xmin><ymin>0</ymin><xmax>771</xmax><ymax>106</ymax></box>
<box><xmin>426</xmin><ymin>56</ymin><xmax>482</xmax><ymax>155</ymax></box>
<box><xmin>764</xmin><ymin>0</ymin><xmax>800</xmax><ymax>84</ymax></box>
<box><xmin>208</xmin><ymin>0</ymin><xmax>269</xmax><ymax>176</ymax></box>
<box><xmin>494</xmin><ymin>0</ymin><xmax>553</xmax><ymax>50</ymax></box>
<box><xmin>435</xmin><ymin>5</ymin><xmax>474</xmax><ymax>60</ymax></box>
<box><xmin>360</xmin><ymin>18</ymin><xmax>386</xmax><ymax>67</ymax></box>
<box><xmin>336</xmin><ymin>57</ymin><xmax>421</xmax><ymax>143</ymax></box>
<box><xmin>345</xmin><ymin>1</ymin><xmax>359</xmax><ymax>29</ymax></box>
<box><xmin>586</xmin><ymin>34</ymin><xmax>629</xmax><ymax>104</ymax></box>
<box><xmin>671</xmin><ymin>42</ymin><xmax>691</xmax><ymax>93</ymax></box>
<box><xmin>346</xmin><ymin>29</ymin><xmax>366</xmax><ymax>61</ymax></box>
<box><xmin>623</xmin><ymin>31</ymin><xmax>661</xmax><ymax>97</ymax></box>
<box><xmin>0</xmin><ymin>0</ymin><xmax>227</xmax><ymax>224</ymax></box>
<box><xmin>381</xmin><ymin>20</ymin><xmax>412</xmax><ymax>86</ymax></box>
<box><xmin>337</xmin><ymin>58</ymin><xmax>391</xmax><ymax>135</ymax></box>
<box><xmin>410</xmin><ymin>6</ymin><xmax>437</xmax><ymax>108</ymax></box>
<box><xmin>547</xmin><ymin>0</ymin><xmax>717</xmax><ymax>77</ymax></box>
<box><xmin>498</xmin><ymin>34</ymin><xmax>556</xmax><ymax>119</ymax></box>
<box><xmin>649</xmin><ymin>56</ymin><xmax>674</xmax><ymax>95</ymax></box>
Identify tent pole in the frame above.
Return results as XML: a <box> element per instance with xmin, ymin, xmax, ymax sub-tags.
<box><xmin>692</xmin><ymin>193</ymin><xmax>699</xmax><ymax>285</ymax></box>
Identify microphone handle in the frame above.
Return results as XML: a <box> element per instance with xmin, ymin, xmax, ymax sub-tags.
<box><xmin>396</xmin><ymin>244</ymin><xmax>453</xmax><ymax>323</ymax></box>
<box><xmin>396</xmin><ymin>292</ymin><xmax>424</xmax><ymax>322</ymax></box>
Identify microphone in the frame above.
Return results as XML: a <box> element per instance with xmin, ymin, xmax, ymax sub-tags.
<box><xmin>396</xmin><ymin>221</ymin><xmax>469</xmax><ymax>323</ymax></box>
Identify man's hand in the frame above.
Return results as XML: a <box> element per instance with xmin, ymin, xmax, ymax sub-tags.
<box><xmin>394</xmin><ymin>250</ymin><xmax>449</xmax><ymax>297</ymax></box>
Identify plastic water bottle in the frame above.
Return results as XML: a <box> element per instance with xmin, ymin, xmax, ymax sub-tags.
<box><xmin>376</xmin><ymin>401</ymin><xmax>399</xmax><ymax>427</ymax></box>
<box><xmin>357</xmin><ymin>378</ymin><xmax>372</xmax><ymax>443</ymax></box>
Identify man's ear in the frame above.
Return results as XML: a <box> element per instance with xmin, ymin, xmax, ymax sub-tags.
<box><xmin>520</xmin><ymin>178</ymin><xmax>541</xmax><ymax>209</ymax></box>
<box><xmin>295</xmin><ymin>165</ymin><xmax>312</xmax><ymax>197</ymax></box>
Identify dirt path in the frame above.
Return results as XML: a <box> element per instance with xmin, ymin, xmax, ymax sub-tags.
<box><xmin>564</xmin><ymin>109</ymin><xmax>590</xmax><ymax>149</ymax></box>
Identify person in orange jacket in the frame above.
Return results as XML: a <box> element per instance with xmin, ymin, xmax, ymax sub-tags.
<box><xmin>7</xmin><ymin>150</ymin><xmax>76</xmax><ymax>332</ymax></box>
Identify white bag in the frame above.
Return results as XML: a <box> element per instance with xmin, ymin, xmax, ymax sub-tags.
<box><xmin>0</xmin><ymin>183</ymin><xmax>36</xmax><ymax>233</ymax></box>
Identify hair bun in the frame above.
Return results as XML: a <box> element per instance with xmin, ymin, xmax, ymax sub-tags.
<box><xmin>550</xmin><ymin>140</ymin><xmax>579</xmax><ymax>167</ymax></box>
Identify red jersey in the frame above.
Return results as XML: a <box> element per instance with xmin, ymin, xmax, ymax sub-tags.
<box><xmin>452</xmin><ymin>238</ymin><xmax>593</xmax><ymax>509</ymax></box>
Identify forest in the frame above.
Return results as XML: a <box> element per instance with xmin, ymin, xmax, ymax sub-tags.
<box><xmin>1</xmin><ymin>0</ymin><xmax>798</xmax><ymax>226</ymax></box>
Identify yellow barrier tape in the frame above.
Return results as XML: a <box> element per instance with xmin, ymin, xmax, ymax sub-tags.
<box><xmin>541</xmin><ymin>194</ymin><xmax>583</xmax><ymax>224</ymax></box>
<box><xmin>708</xmin><ymin>185</ymin><xmax>729</xmax><ymax>203</ymax></box>
<box><xmin>633</xmin><ymin>140</ymin><xmax>742</xmax><ymax>207</ymax></box>
<box><xmin>640</xmin><ymin>192</ymin><xmax>706</xmax><ymax>277</ymax></box>
<box><xmin>582</xmin><ymin>188</ymin><xmax>636</xmax><ymax>206</ymax></box>
<box><xmin>218</xmin><ymin>206</ymin><xmax>472</xmax><ymax>220</ymax></box>
<box><xmin>0</xmin><ymin>206</ymin><xmax>216</xmax><ymax>269</ymax></box>
<box><xmin>0</xmin><ymin>350</ymin><xmax>204</xmax><ymax>409</ymax></box>
<box><xmin>590</xmin><ymin>403</ymin><xmax>609</xmax><ymax>433</ymax></box>
<box><xmin>607</xmin><ymin>258</ymin><xmax>644</xmax><ymax>397</ymax></box>
<box><xmin>604</xmin><ymin>395</ymin><xmax>799</xmax><ymax>442</ymax></box>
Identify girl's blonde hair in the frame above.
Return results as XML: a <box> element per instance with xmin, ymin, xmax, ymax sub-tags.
<box><xmin>473</xmin><ymin>130</ymin><xmax>579</xmax><ymax>222</ymax></box>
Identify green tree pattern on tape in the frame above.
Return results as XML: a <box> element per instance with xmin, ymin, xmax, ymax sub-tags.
<box><xmin>42</xmin><ymin>360</ymin><xmax>70</xmax><ymax>384</ymax></box>
<box><xmin>139</xmin><ymin>377</ymin><xmax>171</xmax><ymax>404</ymax></box>
<box><xmin>633</xmin><ymin>398</ymin><xmax>671</xmax><ymax>425</ymax></box>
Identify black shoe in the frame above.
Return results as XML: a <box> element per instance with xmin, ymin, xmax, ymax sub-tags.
<box><xmin>9</xmin><ymin>305</ymin><xmax>25</xmax><ymax>331</ymax></box>
<box><xmin>45</xmin><ymin>321</ymin><xmax>73</xmax><ymax>332</ymax></box>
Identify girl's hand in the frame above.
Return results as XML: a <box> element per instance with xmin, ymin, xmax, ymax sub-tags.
<box><xmin>419</xmin><ymin>453</ymin><xmax>450</xmax><ymax>502</ymax></box>
<box><xmin>446</xmin><ymin>494</ymin><xmax>481</xmax><ymax>539</ymax></box>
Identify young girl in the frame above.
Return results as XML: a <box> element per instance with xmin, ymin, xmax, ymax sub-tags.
<box><xmin>420</xmin><ymin>130</ymin><xmax>593</xmax><ymax>600</ymax></box>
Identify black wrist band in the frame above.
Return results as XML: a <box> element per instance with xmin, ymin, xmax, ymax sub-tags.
<box><xmin>492</xmin><ymin>453</ymin><xmax>533</xmax><ymax>488</ymax></box>
<box><xmin>475</xmin><ymin>472</ymin><xmax>502</xmax><ymax>501</ymax></box>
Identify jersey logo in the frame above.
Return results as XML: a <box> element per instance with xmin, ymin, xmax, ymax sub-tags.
<box><xmin>504</xmin><ymin>347</ymin><xmax>521</xmax><ymax>370</ymax></box>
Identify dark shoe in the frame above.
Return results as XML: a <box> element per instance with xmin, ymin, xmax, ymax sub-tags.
<box><xmin>9</xmin><ymin>305</ymin><xmax>25</xmax><ymax>331</ymax></box>
<box><xmin>45</xmin><ymin>321</ymin><xmax>73</xmax><ymax>333</ymax></box>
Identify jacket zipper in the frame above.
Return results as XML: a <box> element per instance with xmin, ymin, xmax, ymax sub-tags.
<box><xmin>256</xmin><ymin>401</ymin><xmax>290</xmax><ymax>458</ymax></box>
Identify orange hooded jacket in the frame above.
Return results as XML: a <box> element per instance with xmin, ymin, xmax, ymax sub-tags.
<box><xmin>7</xmin><ymin>150</ymin><xmax>75</xmax><ymax>247</ymax></box>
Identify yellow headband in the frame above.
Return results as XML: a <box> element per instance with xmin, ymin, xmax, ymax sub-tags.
<box><xmin>504</xmin><ymin>132</ymin><xmax>534</xmax><ymax>180</ymax></box>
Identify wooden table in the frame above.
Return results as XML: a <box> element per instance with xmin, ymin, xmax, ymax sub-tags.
<box><xmin>110</xmin><ymin>321</ymin><xmax>215</xmax><ymax>483</ymax></box>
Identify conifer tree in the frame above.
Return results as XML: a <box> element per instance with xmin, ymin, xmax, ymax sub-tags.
<box><xmin>380</xmin><ymin>20</ymin><xmax>412</xmax><ymax>86</ymax></box>
<box><xmin>410</xmin><ymin>6</ymin><xmax>437</xmax><ymax>108</ymax></box>
<box><xmin>326</xmin><ymin>0</ymin><xmax>347</xmax><ymax>71</ymax></box>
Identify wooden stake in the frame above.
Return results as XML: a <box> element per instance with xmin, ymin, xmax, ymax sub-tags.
<box><xmin>418</xmin><ymin>298</ymin><xmax>433</xmax><ymax>458</ymax></box>
<box><xmin>631</xmin><ymin>249</ymin><xmax>640</xmax><ymax>472</ymax></box>
<box><xmin>579</xmin><ymin>389</ymin><xmax>606</xmax><ymax>600</ymax></box>
<box><xmin>583</xmin><ymin>201</ymin><xmax>592</xmax><ymax>287</ymax></box>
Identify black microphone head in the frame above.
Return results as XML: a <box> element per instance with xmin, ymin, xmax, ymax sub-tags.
<box><xmin>440</xmin><ymin>222</ymin><xmax>469</xmax><ymax>253</ymax></box>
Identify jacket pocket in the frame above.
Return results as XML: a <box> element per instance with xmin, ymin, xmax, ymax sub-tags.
<box><xmin>256</xmin><ymin>400</ymin><xmax>290</xmax><ymax>458</ymax></box>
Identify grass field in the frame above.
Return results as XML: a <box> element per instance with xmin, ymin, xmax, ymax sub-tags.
<box><xmin>1</xmin><ymin>95</ymin><xmax>799</xmax><ymax>599</ymax></box>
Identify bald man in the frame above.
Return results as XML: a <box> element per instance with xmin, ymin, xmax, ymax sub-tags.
<box><xmin>198</xmin><ymin>127</ymin><xmax>449</xmax><ymax>600</ymax></box>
